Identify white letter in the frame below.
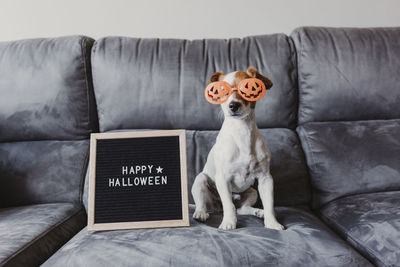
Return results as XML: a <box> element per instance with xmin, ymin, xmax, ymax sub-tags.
<box><xmin>109</xmin><ymin>178</ymin><xmax>115</xmax><ymax>187</ymax></box>
<box><xmin>130</xmin><ymin>166</ymin><xmax>135</xmax><ymax>174</ymax></box>
<box><xmin>162</xmin><ymin>176</ymin><xmax>167</xmax><ymax>184</ymax></box>
<box><xmin>155</xmin><ymin>176</ymin><xmax>160</xmax><ymax>185</ymax></box>
<box><xmin>148</xmin><ymin>165</ymin><xmax>153</xmax><ymax>173</ymax></box>
<box><xmin>140</xmin><ymin>177</ymin><xmax>147</xmax><ymax>185</ymax></box>
<box><xmin>134</xmin><ymin>177</ymin><xmax>140</xmax><ymax>186</ymax></box>
<box><xmin>115</xmin><ymin>178</ymin><xmax>120</xmax><ymax>187</ymax></box>
<box><xmin>148</xmin><ymin>176</ymin><xmax>153</xmax><ymax>185</ymax></box>
<box><xmin>122</xmin><ymin>166</ymin><xmax>128</xmax><ymax>175</ymax></box>
<box><xmin>136</xmin><ymin>166</ymin><xmax>141</xmax><ymax>174</ymax></box>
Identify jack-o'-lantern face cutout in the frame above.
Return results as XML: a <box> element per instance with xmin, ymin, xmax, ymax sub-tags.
<box><xmin>204</xmin><ymin>78</ymin><xmax>266</xmax><ymax>104</ymax></box>
<box><xmin>237</xmin><ymin>78</ymin><xmax>266</xmax><ymax>101</ymax></box>
<box><xmin>204</xmin><ymin>81</ymin><xmax>233</xmax><ymax>104</ymax></box>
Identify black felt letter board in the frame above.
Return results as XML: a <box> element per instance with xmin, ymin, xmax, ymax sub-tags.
<box><xmin>94</xmin><ymin>136</ymin><xmax>182</xmax><ymax>224</ymax></box>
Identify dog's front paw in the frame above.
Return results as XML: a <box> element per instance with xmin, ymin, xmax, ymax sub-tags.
<box><xmin>254</xmin><ymin>209</ymin><xmax>264</xmax><ymax>218</ymax></box>
<box><xmin>193</xmin><ymin>210</ymin><xmax>209</xmax><ymax>222</ymax></box>
<box><xmin>218</xmin><ymin>218</ymin><xmax>237</xmax><ymax>230</ymax></box>
<box><xmin>264</xmin><ymin>218</ymin><xmax>285</xmax><ymax>230</ymax></box>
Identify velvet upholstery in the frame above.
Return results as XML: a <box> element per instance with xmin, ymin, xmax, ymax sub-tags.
<box><xmin>319</xmin><ymin>191</ymin><xmax>400</xmax><ymax>267</ymax></box>
<box><xmin>297</xmin><ymin>119</ymin><xmax>400</xmax><ymax>208</ymax></box>
<box><xmin>91</xmin><ymin>35</ymin><xmax>298</xmax><ymax>131</ymax></box>
<box><xmin>0</xmin><ymin>203</ymin><xmax>86</xmax><ymax>267</ymax></box>
<box><xmin>0</xmin><ymin>140</ymin><xmax>89</xmax><ymax>207</ymax></box>
<box><xmin>43</xmin><ymin>205</ymin><xmax>371</xmax><ymax>267</ymax></box>
<box><xmin>0</xmin><ymin>36</ymin><xmax>98</xmax><ymax>142</ymax></box>
<box><xmin>0</xmin><ymin>36</ymin><xmax>97</xmax><ymax>266</ymax></box>
<box><xmin>73</xmin><ymin>32</ymin><xmax>380</xmax><ymax>266</ymax></box>
<box><xmin>5</xmin><ymin>28</ymin><xmax>400</xmax><ymax>266</ymax></box>
<box><xmin>291</xmin><ymin>27</ymin><xmax>400</xmax><ymax>124</ymax></box>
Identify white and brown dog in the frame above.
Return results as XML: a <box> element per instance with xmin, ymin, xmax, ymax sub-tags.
<box><xmin>191</xmin><ymin>67</ymin><xmax>284</xmax><ymax>231</ymax></box>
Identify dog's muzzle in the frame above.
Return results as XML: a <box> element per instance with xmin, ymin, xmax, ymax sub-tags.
<box><xmin>229</xmin><ymin>102</ymin><xmax>241</xmax><ymax>112</ymax></box>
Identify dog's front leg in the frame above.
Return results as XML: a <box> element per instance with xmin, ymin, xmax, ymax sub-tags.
<box><xmin>216</xmin><ymin>176</ymin><xmax>237</xmax><ymax>230</ymax></box>
<box><xmin>258</xmin><ymin>173</ymin><xmax>284</xmax><ymax>230</ymax></box>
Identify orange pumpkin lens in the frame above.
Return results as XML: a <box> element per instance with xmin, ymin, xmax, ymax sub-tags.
<box><xmin>237</xmin><ymin>78</ymin><xmax>266</xmax><ymax>101</ymax></box>
<box><xmin>204</xmin><ymin>81</ymin><xmax>233</xmax><ymax>104</ymax></box>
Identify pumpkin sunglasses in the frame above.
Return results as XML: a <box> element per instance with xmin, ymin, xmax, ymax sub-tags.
<box><xmin>204</xmin><ymin>78</ymin><xmax>267</xmax><ymax>104</ymax></box>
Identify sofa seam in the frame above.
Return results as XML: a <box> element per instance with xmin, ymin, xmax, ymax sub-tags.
<box><xmin>296</xmin><ymin>29</ymin><xmax>306</xmax><ymax>125</ymax></box>
<box><xmin>292</xmin><ymin>129</ymin><xmax>313</xmax><ymax>208</ymax></box>
<box><xmin>297</xmin><ymin>126</ymin><xmax>320</xmax><ymax>209</ymax></box>
<box><xmin>298</xmin><ymin>127</ymin><xmax>318</xmax><ymax>175</ymax></box>
<box><xmin>80</xmin><ymin>37</ymin><xmax>96</xmax><ymax>135</ymax></box>
<box><xmin>78</xmin><ymin>37</ymin><xmax>95</xmax><ymax>206</ymax></box>
<box><xmin>79</xmin><ymin>37</ymin><xmax>91</xmax><ymax>137</ymax></box>
<box><xmin>1</xmin><ymin>206</ymin><xmax>85</xmax><ymax>265</ymax></box>
<box><xmin>90</xmin><ymin>40</ymin><xmax>102</xmax><ymax>133</ymax></box>
<box><xmin>79</xmin><ymin>143</ymin><xmax>90</xmax><ymax>205</ymax></box>
<box><xmin>287</xmin><ymin>35</ymin><xmax>299</xmax><ymax>129</ymax></box>
<box><xmin>295</xmin><ymin>117</ymin><xmax>400</xmax><ymax>127</ymax></box>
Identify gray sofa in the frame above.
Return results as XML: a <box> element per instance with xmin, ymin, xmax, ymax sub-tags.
<box><xmin>0</xmin><ymin>27</ymin><xmax>399</xmax><ymax>267</ymax></box>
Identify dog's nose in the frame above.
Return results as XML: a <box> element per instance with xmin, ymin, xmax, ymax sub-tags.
<box><xmin>229</xmin><ymin>102</ymin><xmax>241</xmax><ymax>112</ymax></box>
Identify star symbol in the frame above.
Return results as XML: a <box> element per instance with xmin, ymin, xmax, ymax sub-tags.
<box><xmin>156</xmin><ymin>166</ymin><xmax>163</xmax><ymax>173</ymax></box>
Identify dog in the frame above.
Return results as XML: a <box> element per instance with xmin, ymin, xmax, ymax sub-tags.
<box><xmin>191</xmin><ymin>67</ymin><xmax>284</xmax><ymax>231</ymax></box>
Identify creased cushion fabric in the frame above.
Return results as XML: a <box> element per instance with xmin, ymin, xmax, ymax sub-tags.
<box><xmin>297</xmin><ymin>119</ymin><xmax>400</xmax><ymax>208</ymax></box>
<box><xmin>43</xmin><ymin>205</ymin><xmax>371</xmax><ymax>267</ymax></box>
<box><xmin>319</xmin><ymin>191</ymin><xmax>400</xmax><ymax>267</ymax></box>
<box><xmin>0</xmin><ymin>203</ymin><xmax>86</xmax><ymax>266</ymax></box>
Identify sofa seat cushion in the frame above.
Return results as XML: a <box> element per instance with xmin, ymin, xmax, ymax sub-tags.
<box><xmin>43</xmin><ymin>205</ymin><xmax>370</xmax><ymax>267</ymax></box>
<box><xmin>297</xmin><ymin>119</ymin><xmax>400</xmax><ymax>208</ymax></box>
<box><xmin>319</xmin><ymin>191</ymin><xmax>400</xmax><ymax>267</ymax></box>
<box><xmin>0</xmin><ymin>203</ymin><xmax>86</xmax><ymax>266</ymax></box>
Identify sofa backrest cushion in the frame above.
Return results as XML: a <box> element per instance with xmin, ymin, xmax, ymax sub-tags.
<box><xmin>0</xmin><ymin>36</ymin><xmax>97</xmax><ymax>207</ymax></box>
<box><xmin>0</xmin><ymin>36</ymin><xmax>98</xmax><ymax>142</ymax></box>
<box><xmin>292</xmin><ymin>27</ymin><xmax>400</xmax><ymax>124</ymax></box>
<box><xmin>297</xmin><ymin>119</ymin><xmax>400</xmax><ymax>208</ymax></box>
<box><xmin>91</xmin><ymin>35</ymin><xmax>298</xmax><ymax>132</ymax></box>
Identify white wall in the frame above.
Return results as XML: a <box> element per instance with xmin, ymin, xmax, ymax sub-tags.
<box><xmin>1</xmin><ymin>0</ymin><xmax>399</xmax><ymax>41</ymax></box>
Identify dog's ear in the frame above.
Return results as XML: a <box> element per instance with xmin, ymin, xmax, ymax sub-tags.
<box><xmin>209</xmin><ymin>72</ymin><xmax>223</xmax><ymax>83</ymax></box>
<box><xmin>247</xmin><ymin>67</ymin><xmax>273</xmax><ymax>90</ymax></box>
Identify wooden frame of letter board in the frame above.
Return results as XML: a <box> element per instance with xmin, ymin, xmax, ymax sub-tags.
<box><xmin>88</xmin><ymin>130</ymin><xmax>189</xmax><ymax>231</ymax></box>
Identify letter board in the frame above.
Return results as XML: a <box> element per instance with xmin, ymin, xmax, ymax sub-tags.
<box><xmin>88</xmin><ymin>130</ymin><xmax>189</xmax><ymax>231</ymax></box>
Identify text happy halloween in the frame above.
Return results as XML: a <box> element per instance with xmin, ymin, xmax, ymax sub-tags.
<box><xmin>108</xmin><ymin>165</ymin><xmax>168</xmax><ymax>187</ymax></box>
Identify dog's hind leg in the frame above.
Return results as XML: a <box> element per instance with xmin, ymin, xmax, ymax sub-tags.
<box><xmin>236</xmin><ymin>187</ymin><xmax>264</xmax><ymax>218</ymax></box>
<box><xmin>191</xmin><ymin>172</ymin><xmax>212</xmax><ymax>222</ymax></box>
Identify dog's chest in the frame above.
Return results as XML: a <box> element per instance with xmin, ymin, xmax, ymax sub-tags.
<box><xmin>213</xmin><ymin>121</ymin><xmax>270</xmax><ymax>192</ymax></box>
<box><xmin>225</xmin><ymin>153</ymin><xmax>265</xmax><ymax>193</ymax></box>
